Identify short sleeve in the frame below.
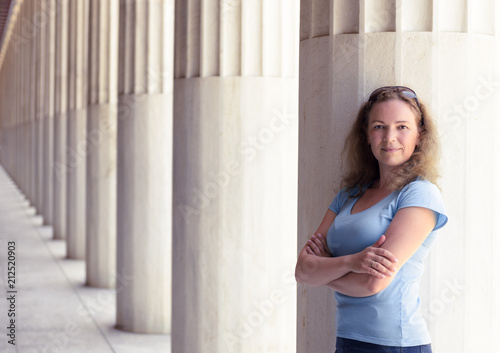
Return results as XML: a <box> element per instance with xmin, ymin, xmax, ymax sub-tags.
<box><xmin>396</xmin><ymin>179</ymin><xmax>448</xmax><ymax>231</ymax></box>
<box><xmin>328</xmin><ymin>188</ymin><xmax>353</xmax><ymax>214</ymax></box>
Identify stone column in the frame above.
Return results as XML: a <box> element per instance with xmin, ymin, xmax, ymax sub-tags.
<box><xmin>20</xmin><ymin>3</ymin><xmax>29</xmax><ymax>200</ymax></box>
<box><xmin>22</xmin><ymin>0</ymin><xmax>35</xmax><ymax>205</ymax></box>
<box><xmin>42</xmin><ymin>0</ymin><xmax>56</xmax><ymax>226</ymax></box>
<box><xmin>13</xmin><ymin>12</ymin><xmax>20</xmax><ymax>185</ymax></box>
<box><xmin>11</xmin><ymin>12</ymin><xmax>22</xmax><ymax>192</ymax></box>
<box><xmin>13</xmin><ymin>13</ymin><xmax>21</xmax><ymax>185</ymax></box>
<box><xmin>172</xmin><ymin>1</ymin><xmax>299</xmax><ymax>352</ymax></box>
<box><xmin>298</xmin><ymin>1</ymin><xmax>500</xmax><ymax>352</ymax></box>
<box><xmin>1</xmin><ymin>51</ymin><xmax>14</xmax><ymax>172</ymax></box>
<box><xmin>34</xmin><ymin>0</ymin><xmax>46</xmax><ymax>216</ymax></box>
<box><xmin>66</xmin><ymin>0</ymin><xmax>88</xmax><ymax>259</ymax></box>
<box><xmin>115</xmin><ymin>0</ymin><xmax>173</xmax><ymax>333</ymax></box>
<box><xmin>53</xmin><ymin>0</ymin><xmax>69</xmax><ymax>240</ymax></box>
<box><xmin>27</xmin><ymin>0</ymin><xmax>38</xmax><ymax>206</ymax></box>
<box><xmin>86</xmin><ymin>0</ymin><xmax>119</xmax><ymax>288</ymax></box>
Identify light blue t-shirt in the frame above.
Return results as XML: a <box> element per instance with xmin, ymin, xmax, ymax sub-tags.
<box><xmin>326</xmin><ymin>179</ymin><xmax>448</xmax><ymax>347</ymax></box>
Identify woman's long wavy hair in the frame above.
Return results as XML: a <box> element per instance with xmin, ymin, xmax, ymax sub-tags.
<box><xmin>341</xmin><ymin>88</ymin><xmax>440</xmax><ymax>194</ymax></box>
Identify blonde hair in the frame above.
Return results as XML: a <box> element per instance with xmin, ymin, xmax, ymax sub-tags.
<box><xmin>341</xmin><ymin>89</ymin><xmax>440</xmax><ymax>194</ymax></box>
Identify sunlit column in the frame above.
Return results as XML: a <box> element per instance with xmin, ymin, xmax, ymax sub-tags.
<box><xmin>53</xmin><ymin>0</ymin><xmax>69</xmax><ymax>240</ymax></box>
<box><xmin>42</xmin><ymin>0</ymin><xmax>56</xmax><ymax>226</ymax></box>
<box><xmin>172</xmin><ymin>1</ymin><xmax>299</xmax><ymax>352</ymax></box>
<box><xmin>34</xmin><ymin>0</ymin><xmax>46</xmax><ymax>216</ymax></box>
<box><xmin>86</xmin><ymin>0</ymin><xmax>119</xmax><ymax>288</ymax></box>
<box><xmin>115</xmin><ymin>0</ymin><xmax>173</xmax><ymax>333</ymax></box>
<box><xmin>66</xmin><ymin>0</ymin><xmax>88</xmax><ymax>259</ymax></box>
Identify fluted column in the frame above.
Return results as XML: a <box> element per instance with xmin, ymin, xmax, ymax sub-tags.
<box><xmin>13</xmin><ymin>9</ymin><xmax>21</xmax><ymax>186</ymax></box>
<box><xmin>172</xmin><ymin>1</ymin><xmax>299</xmax><ymax>352</ymax></box>
<box><xmin>42</xmin><ymin>0</ymin><xmax>56</xmax><ymax>226</ymax></box>
<box><xmin>20</xmin><ymin>2</ymin><xmax>30</xmax><ymax>200</ymax></box>
<box><xmin>116</xmin><ymin>0</ymin><xmax>173</xmax><ymax>333</ymax></box>
<box><xmin>23</xmin><ymin>0</ymin><xmax>36</xmax><ymax>205</ymax></box>
<box><xmin>53</xmin><ymin>0</ymin><xmax>69</xmax><ymax>240</ymax></box>
<box><xmin>66</xmin><ymin>0</ymin><xmax>88</xmax><ymax>259</ymax></box>
<box><xmin>34</xmin><ymin>0</ymin><xmax>46</xmax><ymax>216</ymax></box>
<box><xmin>298</xmin><ymin>1</ymin><xmax>500</xmax><ymax>352</ymax></box>
<box><xmin>16</xmin><ymin>6</ymin><xmax>25</xmax><ymax>194</ymax></box>
<box><xmin>86</xmin><ymin>0</ymin><xmax>119</xmax><ymax>288</ymax></box>
<box><xmin>27</xmin><ymin>0</ymin><xmax>37</xmax><ymax>205</ymax></box>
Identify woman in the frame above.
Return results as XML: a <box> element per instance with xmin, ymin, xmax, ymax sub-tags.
<box><xmin>295</xmin><ymin>86</ymin><xmax>448</xmax><ymax>353</ymax></box>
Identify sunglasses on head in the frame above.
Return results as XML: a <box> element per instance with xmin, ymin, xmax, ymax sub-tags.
<box><xmin>368</xmin><ymin>86</ymin><xmax>424</xmax><ymax>126</ymax></box>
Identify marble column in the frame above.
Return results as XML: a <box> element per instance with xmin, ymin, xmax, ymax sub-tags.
<box><xmin>53</xmin><ymin>0</ymin><xmax>68</xmax><ymax>240</ymax></box>
<box><xmin>66</xmin><ymin>0</ymin><xmax>88</xmax><ymax>259</ymax></box>
<box><xmin>15</xmin><ymin>9</ymin><xmax>23</xmax><ymax>192</ymax></box>
<box><xmin>115</xmin><ymin>0</ymin><xmax>173</xmax><ymax>333</ymax></box>
<box><xmin>298</xmin><ymin>1</ymin><xmax>500</xmax><ymax>352</ymax></box>
<box><xmin>19</xmin><ymin>3</ymin><xmax>28</xmax><ymax>199</ymax></box>
<box><xmin>13</xmin><ymin>11</ymin><xmax>20</xmax><ymax>186</ymax></box>
<box><xmin>23</xmin><ymin>0</ymin><xmax>35</xmax><ymax>205</ymax></box>
<box><xmin>34</xmin><ymin>0</ymin><xmax>46</xmax><ymax>216</ymax></box>
<box><xmin>12</xmin><ymin>12</ymin><xmax>20</xmax><ymax>185</ymax></box>
<box><xmin>27</xmin><ymin>0</ymin><xmax>38</xmax><ymax>206</ymax></box>
<box><xmin>86</xmin><ymin>0</ymin><xmax>118</xmax><ymax>288</ymax></box>
<box><xmin>172</xmin><ymin>1</ymin><xmax>299</xmax><ymax>352</ymax></box>
<box><xmin>42</xmin><ymin>0</ymin><xmax>56</xmax><ymax>226</ymax></box>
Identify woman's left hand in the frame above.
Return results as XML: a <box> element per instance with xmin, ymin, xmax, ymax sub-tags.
<box><xmin>305</xmin><ymin>233</ymin><xmax>332</xmax><ymax>257</ymax></box>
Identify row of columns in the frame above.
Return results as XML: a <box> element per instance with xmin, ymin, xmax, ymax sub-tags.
<box><xmin>0</xmin><ymin>0</ymin><xmax>301</xmax><ymax>351</ymax></box>
<box><xmin>1</xmin><ymin>0</ymin><xmax>498</xmax><ymax>352</ymax></box>
<box><xmin>0</xmin><ymin>0</ymin><xmax>174</xmax><ymax>335</ymax></box>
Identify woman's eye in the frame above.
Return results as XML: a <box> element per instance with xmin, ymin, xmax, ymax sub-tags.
<box><xmin>373</xmin><ymin>125</ymin><xmax>383</xmax><ymax>129</ymax></box>
<box><xmin>398</xmin><ymin>125</ymin><xmax>408</xmax><ymax>129</ymax></box>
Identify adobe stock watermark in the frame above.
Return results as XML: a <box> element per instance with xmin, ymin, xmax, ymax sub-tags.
<box><xmin>22</xmin><ymin>270</ymin><xmax>134</xmax><ymax>353</ymax></box>
<box><xmin>52</xmin><ymin>66</ymin><xmax>163</xmax><ymax>181</ymax></box>
<box><xmin>222</xmin><ymin>270</ymin><xmax>296</xmax><ymax>350</ymax></box>
<box><xmin>441</xmin><ymin>75</ymin><xmax>500</xmax><ymax>135</ymax></box>
<box><xmin>176</xmin><ymin>107</ymin><xmax>297</xmax><ymax>225</ymax></box>
<box><xmin>10</xmin><ymin>0</ymin><xmax>62</xmax><ymax>53</ymax></box>
<box><xmin>221</xmin><ymin>0</ymin><xmax>240</xmax><ymax>16</ymax></box>
<box><xmin>421</xmin><ymin>278</ymin><xmax>464</xmax><ymax>323</ymax></box>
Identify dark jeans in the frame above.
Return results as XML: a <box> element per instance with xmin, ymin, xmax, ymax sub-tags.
<box><xmin>335</xmin><ymin>337</ymin><xmax>432</xmax><ymax>353</ymax></box>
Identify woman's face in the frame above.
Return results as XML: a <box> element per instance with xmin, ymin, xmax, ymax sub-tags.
<box><xmin>367</xmin><ymin>99</ymin><xmax>421</xmax><ymax>174</ymax></box>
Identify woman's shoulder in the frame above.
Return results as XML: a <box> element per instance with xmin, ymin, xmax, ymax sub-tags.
<box><xmin>399</xmin><ymin>178</ymin><xmax>441</xmax><ymax>196</ymax></box>
<box><xmin>396</xmin><ymin>178</ymin><xmax>448</xmax><ymax>230</ymax></box>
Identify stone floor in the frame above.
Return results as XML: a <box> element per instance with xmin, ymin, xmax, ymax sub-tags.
<box><xmin>0</xmin><ymin>166</ymin><xmax>171</xmax><ymax>353</ymax></box>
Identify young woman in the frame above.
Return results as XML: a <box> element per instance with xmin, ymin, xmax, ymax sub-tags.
<box><xmin>295</xmin><ymin>86</ymin><xmax>448</xmax><ymax>353</ymax></box>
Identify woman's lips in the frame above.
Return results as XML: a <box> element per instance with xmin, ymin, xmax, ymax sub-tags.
<box><xmin>382</xmin><ymin>148</ymin><xmax>400</xmax><ymax>153</ymax></box>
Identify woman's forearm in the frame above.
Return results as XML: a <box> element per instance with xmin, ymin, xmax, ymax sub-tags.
<box><xmin>326</xmin><ymin>272</ymin><xmax>378</xmax><ymax>297</ymax></box>
<box><xmin>295</xmin><ymin>251</ymin><xmax>353</xmax><ymax>287</ymax></box>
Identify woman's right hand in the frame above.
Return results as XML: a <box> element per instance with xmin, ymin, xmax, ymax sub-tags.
<box><xmin>348</xmin><ymin>235</ymin><xmax>398</xmax><ymax>279</ymax></box>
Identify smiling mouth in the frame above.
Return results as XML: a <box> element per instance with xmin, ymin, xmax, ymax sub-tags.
<box><xmin>382</xmin><ymin>148</ymin><xmax>400</xmax><ymax>153</ymax></box>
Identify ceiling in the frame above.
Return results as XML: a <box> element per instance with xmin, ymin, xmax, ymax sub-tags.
<box><xmin>0</xmin><ymin>1</ymin><xmax>12</xmax><ymax>41</ymax></box>
<box><xmin>0</xmin><ymin>0</ymin><xmax>13</xmax><ymax>71</ymax></box>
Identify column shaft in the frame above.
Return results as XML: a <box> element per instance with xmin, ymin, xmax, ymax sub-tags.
<box><xmin>53</xmin><ymin>0</ymin><xmax>69</xmax><ymax>239</ymax></box>
<box><xmin>66</xmin><ymin>0</ymin><xmax>88</xmax><ymax>259</ymax></box>
<box><xmin>172</xmin><ymin>1</ymin><xmax>299</xmax><ymax>352</ymax></box>
<box><xmin>116</xmin><ymin>0</ymin><xmax>173</xmax><ymax>333</ymax></box>
<box><xmin>34</xmin><ymin>0</ymin><xmax>46</xmax><ymax>216</ymax></box>
<box><xmin>86</xmin><ymin>0</ymin><xmax>119</xmax><ymax>288</ymax></box>
<box><xmin>42</xmin><ymin>0</ymin><xmax>56</xmax><ymax>225</ymax></box>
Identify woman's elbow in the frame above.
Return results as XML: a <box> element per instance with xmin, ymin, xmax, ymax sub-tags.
<box><xmin>365</xmin><ymin>277</ymin><xmax>390</xmax><ymax>295</ymax></box>
<box><xmin>295</xmin><ymin>260</ymin><xmax>321</xmax><ymax>287</ymax></box>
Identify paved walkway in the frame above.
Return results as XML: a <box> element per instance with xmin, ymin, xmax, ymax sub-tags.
<box><xmin>0</xmin><ymin>166</ymin><xmax>171</xmax><ymax>353</ymax></box>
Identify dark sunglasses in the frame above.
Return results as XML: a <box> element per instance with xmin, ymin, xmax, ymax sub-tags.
<box><xmin>368</xmin><ymin>86</ymin><xmax>424</xmax><ymax>126</ymax></box>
